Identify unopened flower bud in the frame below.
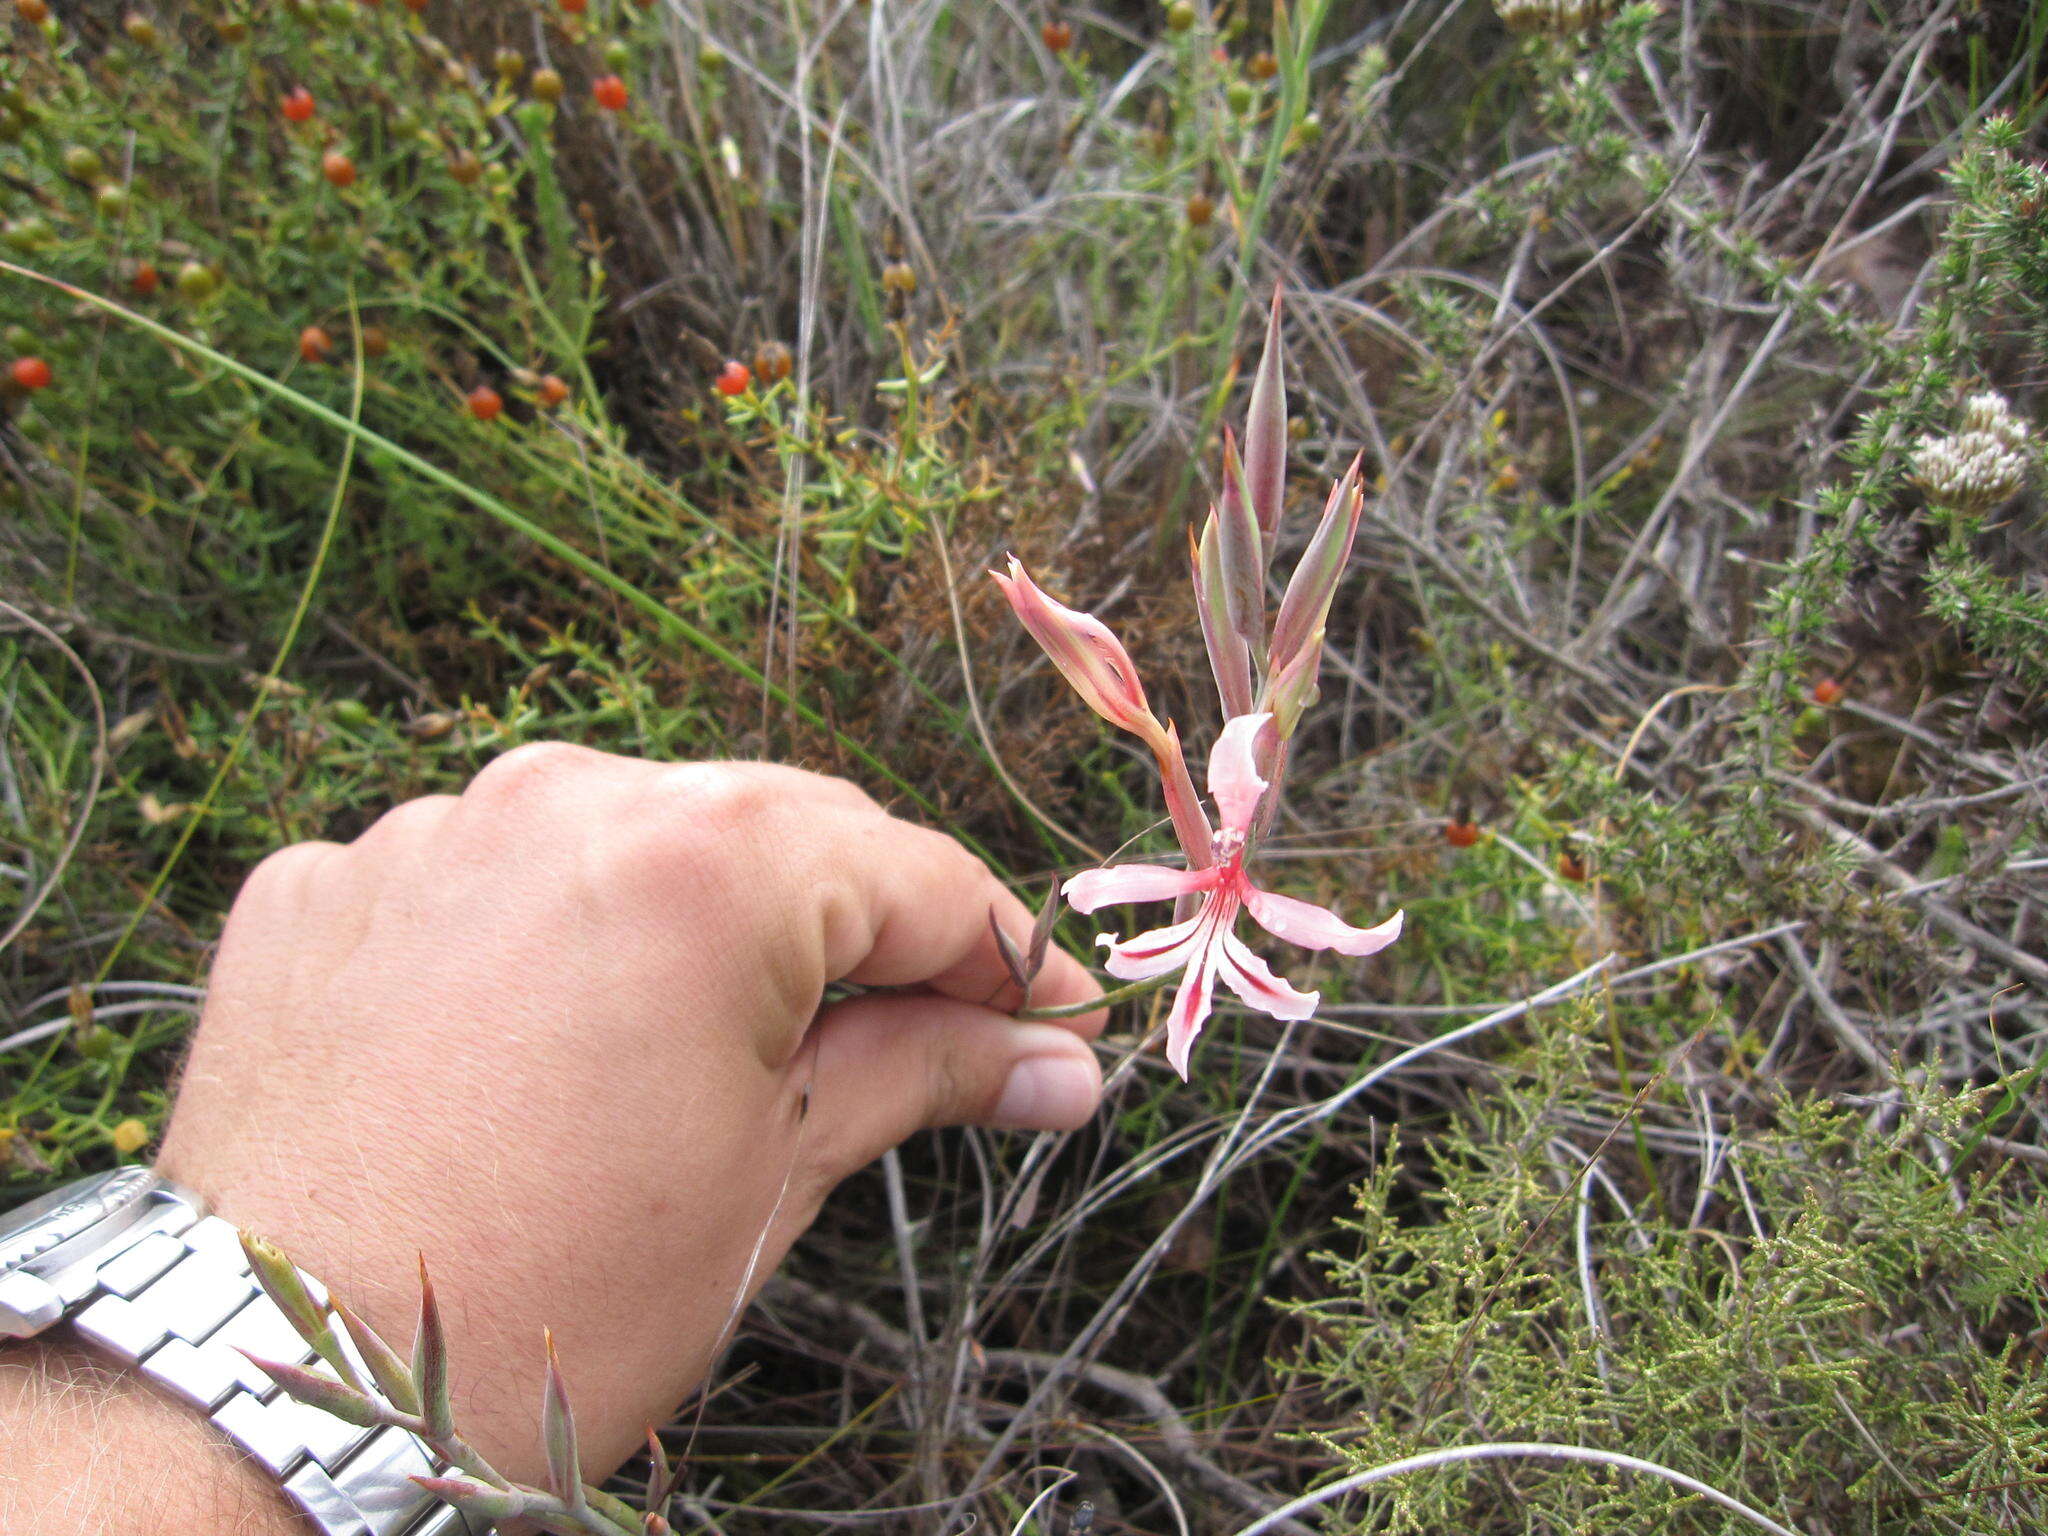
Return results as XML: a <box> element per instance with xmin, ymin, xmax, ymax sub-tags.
<box><xmin>990</xmin><ymin>557</ymin><xmax>1168</xmax><ymax>754</ymax></box>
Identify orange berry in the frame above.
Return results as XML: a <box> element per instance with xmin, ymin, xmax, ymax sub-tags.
<box><xmin>1812</xmin><ymin>677</ymin><xmax>1845</xmax><ymax>707</ymax></box>
<box><xmin>129</xmin><ymin>260</ymin><xmax>160</xmax><ymax>296</ymax></box>
<box><xmin>1042</xmin><ymin>19</ymin><xmax>1073</xmax><ymax>51</ymax></box>
<box><xmin>1444</xmin><ymin>820</ymin><xmax>1480</xmax><ymax>849</ymax></box>
<box><xmin>591</xmin><ymin>73</ymin><xmax>629</xmax><ymax>110</ymax></box>
<box><xmin>714</xmin><ymin>359</ymin><xmax>751</xmax><ymax>396</ymax></box>
<box><xmin>1248</xmin><ymin>50</ymin><xmax>1279</xmax><ymax>80</ymax></box>
<box><xmin>466</xmin><ymin>384</ymin><xmax>503</xmax><ymax>420</ymax></box>
<box><xmin>1184</xmin><ymin>190</ymin><xmax>1215</xmax><ymax>226</ymax></box>
<box><xmin>752</xmin><ymin>340</ymin><xmax>792</xmax><ymax>384</ymax></box>
<box><xmin>401</xmin><ymin>0</ymin><xmax>426</xmax><ymax>10</ymax></box>
<box><xmin>298</xmin><ymin>325</ymin><xmax>333</xmax><ymax>363</ymax></box>
<box><xmin>1558</xmin><ymin>851</ymin><xmax>1587</xmax><ymax>882</ymax></box>
<box><xmin>537</xmin><ymin>374</ymin><xmax>571</xmax><ymax>407</ymax></box>
<box><xmin>9</xmin><ymin>356</ymin><xmax>53</xmax><ymax>390</ymax></box>
<box><xmin>282</xmin><ymin>86</ymin><xmax>316</xmax><ymax>123</ymax></box>
<box><xmin>561</xmin><ymin>0</ymin><xmax>587</xmax><ymax>10</ymax></box>
<box><xmin>361</xmin><ymin>324</ymin><xmax>390</xmax><ymax>358</ymax></box>
<box><xmin>321</xmin><ymin>149</ymin><xmax>357</xmax><ymax>187</ymax></box>
<box><xmin>16</xmin><ymin>0</ymin><xmax>50</xmax><ymax>23</ymax></box>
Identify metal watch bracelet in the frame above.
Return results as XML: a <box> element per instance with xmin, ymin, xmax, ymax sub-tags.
<box><xmin>51</xmin><ymin>1187</ymin><xmax>481</xmax><ymax>1536</ymax></box>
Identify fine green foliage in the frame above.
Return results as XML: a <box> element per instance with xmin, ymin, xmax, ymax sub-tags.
<box><xmin>1292</xmin><ymin>1013</ymin><xmax>2048</xmax><ymax>1535</ymax></box>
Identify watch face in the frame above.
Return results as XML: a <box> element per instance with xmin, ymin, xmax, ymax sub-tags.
<box><xmin>0</xmin><ymin>1167</ymin><xmax>158</xmax><ymax>1274</ymax></box>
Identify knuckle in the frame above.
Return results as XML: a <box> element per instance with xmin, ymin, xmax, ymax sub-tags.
<box><xmin>353</xmin><ymin>794</ymin><xmax>457</xmax><ymax>849</ymax></box>
<box><xmin>237</xmin><ymin>840</ymin><xmax>337</xmax><ymax>906</ymax></box>
<box><xmin>466</xmin><ymin>741</ymin><xmax>600</xmax><ymax>807</ymax></box>
<box><xmin>926</xmin><ymin>1035</ymin><xmax>976</xmax><ymax>1128</ymax></box>
<box><xmin>659</xmin><ymin>762</ymin><xmax>783</xmax><ymax>843</ymax></box>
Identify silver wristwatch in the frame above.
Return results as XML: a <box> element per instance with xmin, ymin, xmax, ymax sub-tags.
<box><xmin>0</xmin><ymin>1167</ymin><xmax>482</xmax><ymax>1536</ymax></box>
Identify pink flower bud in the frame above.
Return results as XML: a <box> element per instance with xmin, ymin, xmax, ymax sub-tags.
<box><xmin>1271</xmin><ymin>456</ymin><xmax>1364</xmax><ymax>675</ymax></box>
<box><xmin>991</xmin><ymin>557</ymin><xmax>1168</xmax><ymax>753</ymax></box>
<box><xmin>1191</xmin><ymin>515</ymin><xmax>1254</xmax><ymax>718</ymax></box>
<box><xmin>1215</xmin><ymin>432</ymin><xmax>1267</xmax><ymax>660</ymax></box>
<box><xmin>1264</xmin><ymin>624</ymin><xmax>1324</xmax><ymax>739</ymax></box>
<box><xmin>1242</xmin><ymin>285</ymin><xmax>1288</xmax><ymax>543</ymax></box>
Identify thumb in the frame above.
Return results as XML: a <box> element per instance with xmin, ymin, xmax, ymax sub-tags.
<box><xmin>801</xmin><ymin>993</ymin><xmax>1102</xmax><ymax>1179</ymax></box>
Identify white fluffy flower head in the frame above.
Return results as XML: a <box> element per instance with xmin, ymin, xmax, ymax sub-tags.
<box><xmin>1911</xmin><ymin>392</ymin><xmax>2032</xmax><ymax>514</ymax></box>
<box><xmin>1493</xmin><ymin>0</ymin><xmax>1618</xmax><ymax>34</ymax></box>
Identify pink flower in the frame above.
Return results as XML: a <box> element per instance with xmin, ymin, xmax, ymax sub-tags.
<box><xmin>1063</xmin><ymin>713</ymin><xmax>1403</xmax><ymax>1078</ymax></box>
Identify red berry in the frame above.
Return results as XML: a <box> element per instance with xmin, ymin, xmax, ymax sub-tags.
<box><xmin>1558</xmin><ymin>852</ymin><xmax>1587</xmax><ymax>883</ymax></box>
<box><xmin>714</xmin><ymin>359</ymin><xmax>751</xmax><ymax>397</ymax></box>
<box><xmin>591</xmin><ymin>74</ymin><xmax>629</xmax><ymax>111</ymax></box>
<box><xmin>298</xmin><ymin>325</ymin><xmax>333</xmax><ymax>363</ymax></box>
<box><xmin>1042</xmin><ymin>19</ymin><xmax>1073</xmax><ymax>51</ymax></box>
<box><xmin>1811</xmin><ymin>677</ymin><xmax>1845</xmax><ymax>707</ymax></box>
<box><xmin>561</xmin><ymin>0</ymin><xmax>587</xmax><ymax>11</ymax></box>
<box><xmin>1444</xmin><ymin>820</ymin><xmax>1480</xmax><ymax>849</ymax></box>
<box><xmin>536</xmin><ymin>374</ymin><xmax>571</xmax><ymax>408</ymax></box>
<box><xmin>321</xmin><ymin>150</ymin><xmax>357</xmax><ymax>187</ymax></box>
<box><xmin>282</xmin><ymin>86</ymin><xmax>316</xmax><ymax>123</ymax></box>
<box><xmin>129</xmin><ymin>260</ymin><xmax>161</xmax><ymax>296</ymax></box>
<box><xmin>9</xmin><ymin>356</ymin><xmax>53</xmax><ymax>391</ymax></box>
<box><xmin>466</xmin><ymin>384</ymin><xmax>502</xmax><ymax>421</ymax></box>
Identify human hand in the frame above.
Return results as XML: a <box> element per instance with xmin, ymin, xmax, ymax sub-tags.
<box><xmin>156</xmin><ymin>743</ymin><xmax>1106</xmax><ymax>1490</ymax></box>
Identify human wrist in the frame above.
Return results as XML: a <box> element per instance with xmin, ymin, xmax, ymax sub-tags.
<box><xmin>0</xmin><ymin>1337</ymin><xmax>303</xmax><ymax>1536</ymax></box>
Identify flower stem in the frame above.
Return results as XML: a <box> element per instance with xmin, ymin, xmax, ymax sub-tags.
<box><xmin>1018</xmin><ymin>973</ymin><xmax>1173</xmax><ymax>1021</ymax></box>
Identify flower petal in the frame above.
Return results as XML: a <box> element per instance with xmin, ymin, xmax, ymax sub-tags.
<box><xmin>1164</xmin><ymin>942</ymin><xmax>1221</xmax><ymax>1080</ymax></box>
<box><xmin>1064</xmin><ymin>862</ymin><xmax>1213</xmax><ymax>914</ymax></box>
<box><xmin>1216</xmin><ymin>929</ymin><xmax>1320</xmax><ymax>1020</ymax></box>
<box><xmin>1244</xmin><ymin>887</ymin><xmax>1405</xmax><ymax>957</ymax></box>
<box><xmin>1208</xmin><ymin>713</ymin><xmax>1272</xmax><ymax>833</ymax></box>
<box><xmin>1099</xmin><ymin>911</ymin><xmax>1207</xmax><ymax>981</ymax></box>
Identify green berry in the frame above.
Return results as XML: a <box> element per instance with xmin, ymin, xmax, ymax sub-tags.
<box><xmin>62</xmin><ymin>144</ymin><xmax>105</xmax><ymax>182</ymax></box>
<box><xmin>603</xmin><ymin>37</ymin><xmax>632</xmax><ymax>70</ymax></box>
<box><xmin>1225</xmin><ymin>79</ymin><xmax>1254</xmax><ymax>113</ymax></box>
<box><xmin>174</xmin><ymin>260</ymin><xmax>220</xmax><ymax>301</ymax></box>
<box><xmin>3</xmin><ymin>215</ymin><xmax>52</xmax><ymax>251</ymax></box>
<box><xmin>93</xmin><ymin>182</ymin><xmax>131</xmax><ymax>217</ymax></box>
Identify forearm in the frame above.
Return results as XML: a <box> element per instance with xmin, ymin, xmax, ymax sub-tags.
<box><xmin>0</xmin><ymin>1338</ymin><xmax>301</xmax><ymax>1536</ymax></box>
